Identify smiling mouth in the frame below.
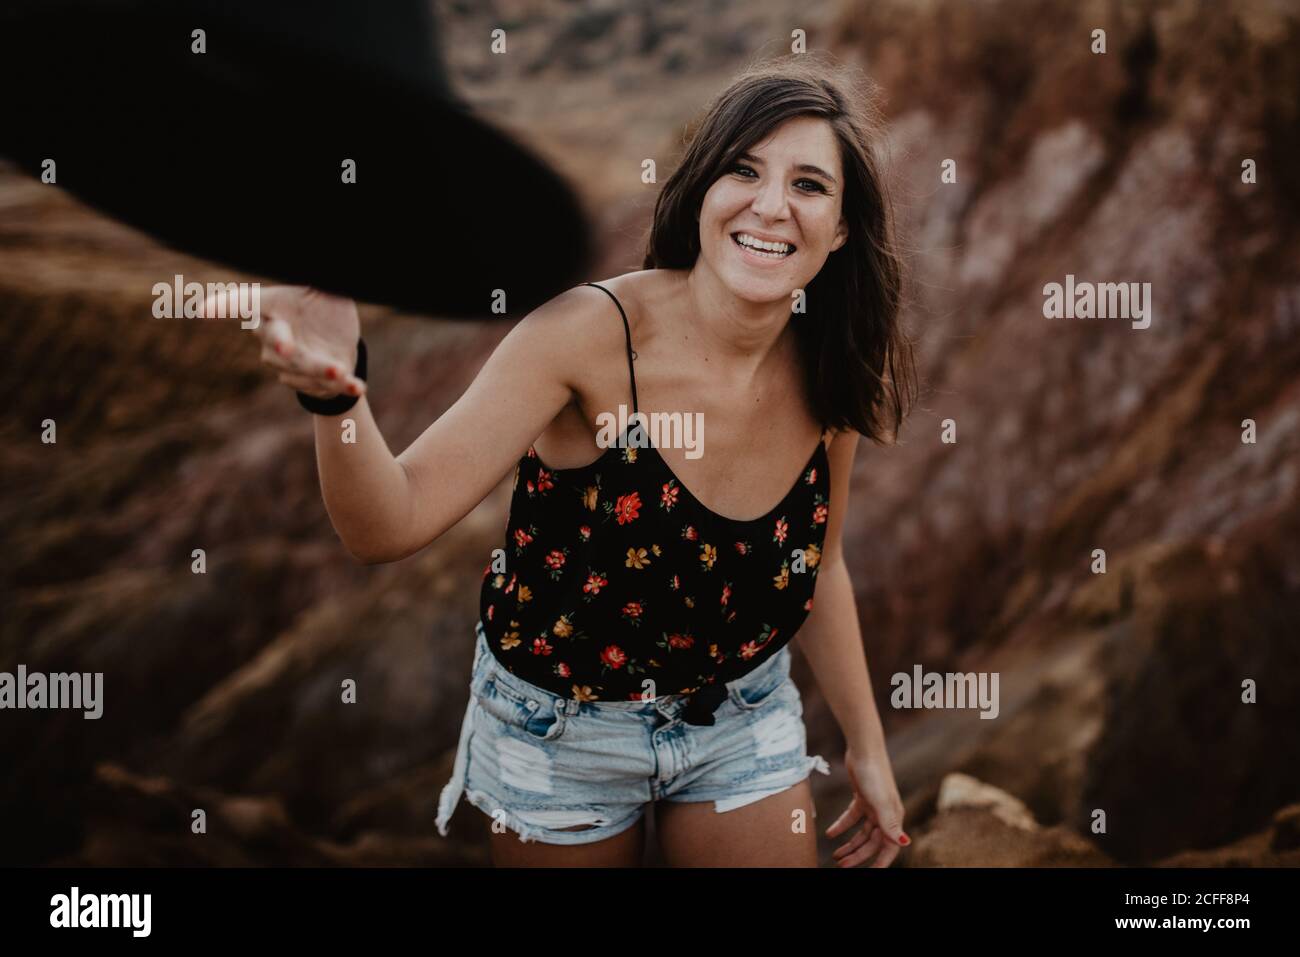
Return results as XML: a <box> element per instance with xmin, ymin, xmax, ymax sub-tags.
<box><xmin>731</xmin><ymin>232</ymin><xmax>796</xmax><ymax>260</ymax></box>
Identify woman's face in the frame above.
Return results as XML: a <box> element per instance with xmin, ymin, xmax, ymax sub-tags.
<box><xmin>697</xmin><ymin>115</ymin><xmax>849</xmax><ymax>305</ymax></box>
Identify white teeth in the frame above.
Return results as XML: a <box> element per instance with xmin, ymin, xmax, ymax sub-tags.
<box><xmin>734</xmin><ymin>233</ymin><xmax>794</xmax><ymax>257</ymax></box>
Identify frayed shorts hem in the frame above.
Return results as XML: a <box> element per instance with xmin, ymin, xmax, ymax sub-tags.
<box><xmin>661</xmin><ymin>754</ymin><xmax>832</xmax><ymax>812</ymax></box>
<box><xmin>458</xmin><ymin>788</ymin><xmax>649</xmax><ymax>846</ymax></box>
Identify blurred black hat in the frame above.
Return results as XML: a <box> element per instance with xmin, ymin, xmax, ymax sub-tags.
<box><xmin>0</xmin><ymin>0</ymin><xmax>593</xmax><ymax>318</ymax></box>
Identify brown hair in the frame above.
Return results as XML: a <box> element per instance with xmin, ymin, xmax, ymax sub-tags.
<box><xmin>643</xmin><ymin>53</ymin><xmax>917</xmax><ymax>445</ymax></box>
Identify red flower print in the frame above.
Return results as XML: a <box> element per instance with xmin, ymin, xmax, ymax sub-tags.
<box><xmin>660</xmin><ymin>480</ymin><xmax>680</xmax><ymax>511</ymax></box>
<box><xmin>504</xmin><ymin>572</ymin><xmax>517</xmax><ymax>594</ymax></box>
<box><xmin>531</xmin><ymin>637</ymin><xmax>553</xmax><ymax>656</ymax></box>
<box><xmin>720</xmin><ymin>582</ymin><xmax>732</xmax><ymax>606</ymax></box>
<box><xmin>543</xmin><ymin>548</ymin><xmax>569</xmax><ymax>581</ymax></box>
<box><xmin>806</xmin><ymin>466</ymin><xmax>817</xmax><ymax>484</ymax></box>
<box><xmin>614</xmin><ymin>491</ymin><xmax>642</xmax><ymax>525</ymax></box>
<box><xmin>513</xmin><ymin>523</ymin><xmax>539</xmax><ymax>555</ymax></box>
<box><xmin>804</xmin><ymin>598</ymin><xmax>814</xmax><ymax>611</ymax></box>
<box><xmin>526</xmin><ymin>479</ymin><xmax>535</xmax><ymax>494</ymax></box>
<box><xmin>813</xmin><ymin>503</ymin><xmax>828</xmax><ymax>525</ymax></box>
<box><xmin>556</xmin><ymin>662</ymin><xmax>571</xmax><ymax>678</ymax></box>
<box><xmin>682</xmin><ymin>525</ymin><xmax>698</xmax><ymax>541</ymax></box>
<box><xmin>583</xmin><ymin>570</ymin><xmax>608</xmax><ymax>597</ymax></box>
<box><xmin>622</xmin><ymin>601</ymin><xmax>644</xmax><ymax>622</ymax></box>
<box><xmin>535</xmin><ymin>468</ymin><xmax>554</xmax><ymax>493</ymax></box>
<box><xmin>669</xmin><ymin>574</ymin><xmax>680</xmax><ymax>591</ymax></box>
<box><xmin>772</xmin><ymin>516</ymin><xmax>789</xmax><ymax>545</ymax></box>
<box><xmin>666</xmin><ymin>633</ymin><xmax>694</xmax><ymax>650</ymax></box>
<box><xmin>739</xmin><ymin>640</ymin><xmax>762</xmax><ymax>659</ymax></box>
<box><xmin>579</xmin><ymin>525</ymin><xmax>592</xmax><ymax>541</ymax></box>
<box><xmin>486</xmin><ymin>604</ymin><xmax>494</xmax><ymax>621</ymax></box>
<box><xmin>734</xmin><ymin>541</ymin><xmax>750</xmax><ymax>555</ymax></box>
<box><xmin>601</xmin><ymin>645</ymin><xmax>627</xmax><ymax>669</ymax></box>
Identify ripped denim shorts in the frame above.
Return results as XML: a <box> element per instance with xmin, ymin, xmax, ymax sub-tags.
<box><xmin>434</xmin><ymin>620</ymin><xmax>831</xmax><ymax>846</ymax></box>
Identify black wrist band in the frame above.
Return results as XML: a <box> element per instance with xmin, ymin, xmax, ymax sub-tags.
<box><xmin>297</xmin><ymin>338</ymin><xmax>367</xmax><ymax>416</ymax></box>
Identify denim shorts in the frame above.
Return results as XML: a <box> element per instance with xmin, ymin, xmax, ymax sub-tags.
<box><xmin>435</xmin><ymin>620</ymin><xmax>831</xmax><ymax>846</ymax></box>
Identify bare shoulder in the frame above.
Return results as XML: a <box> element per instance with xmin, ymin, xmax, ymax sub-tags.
<box><xmin>578</xmin><ymin>269</ymin><xmax>668</xmax><ymax>340</ymax></box>
<box><xmin>543</xmin><ymin>270</ymin><xmax>669</xmax><ymax>356</ymax></box>
<box><xmin>505</xmin><ymin>283</ymin><xmax>619</xmax><ymax>374</ymax></box>
<box><xmin>501</xmin><ymin>274</ymin><xmax>656</xmax><ymax>396</ymax></box>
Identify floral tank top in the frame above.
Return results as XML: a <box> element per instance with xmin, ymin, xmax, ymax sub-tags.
<box><xmin>478</xmin><ymin>282</ymin><xmax>831</xmax><ymax>725</ymax></box>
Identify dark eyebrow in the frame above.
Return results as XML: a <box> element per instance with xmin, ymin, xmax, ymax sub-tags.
<box><xmin>736</xmin><ymin>151</ymin><xmax>838</xmax><ymax>185</ymax></box>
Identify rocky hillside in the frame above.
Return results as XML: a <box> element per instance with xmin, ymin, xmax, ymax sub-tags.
<box><xmin>1</xmin><ymin>0</ymin><xmax>1297</xmax><ymax>866</ymax></box>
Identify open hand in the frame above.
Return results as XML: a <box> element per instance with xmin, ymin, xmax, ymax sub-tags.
<box><xmin>202</xmin><ymin>284</ymin><xmax>365</xmax><ymax>400</ymax></box>
<box><xmin>825</xmin><ymin>744</ymin><xmax>909</xmax><ymax>867</ymax></box>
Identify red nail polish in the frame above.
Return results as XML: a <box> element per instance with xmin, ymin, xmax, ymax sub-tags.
<box><xmin>899</xmin><ymin>833</ymin><xmax>910</xmax><ymax>845</ymax></box>
<box><xmin>325</xmin><ymin>366</ymin><xmax>337</xmax><ymax>379</ymax></box>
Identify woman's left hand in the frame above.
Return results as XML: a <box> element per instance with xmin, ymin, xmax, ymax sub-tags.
<box><xmin>825</xmin><ymin>744</ymin><xmax>909</xmax><ymax>867</ymax></box>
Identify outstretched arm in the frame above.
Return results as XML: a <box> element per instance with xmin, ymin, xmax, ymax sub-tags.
<box><xmin>209</xmin><ymin>284</ymin><xmax>603</xmax><ymax>564</ymax></box>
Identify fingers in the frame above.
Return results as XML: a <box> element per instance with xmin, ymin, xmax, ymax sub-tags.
<box><xmin>833</xmin><ymin>812</ymin><xmax>909</xmax><ymax>868</ymax></box>
<box><xmin>261</xmin><ymin>316</ymin><xmax>310</xmax><ymax>367</ymax></box>
<box><xmin>198</xmin><ymin>285</ymin><xmax>244</xmax><ymax>322</ymax></box>
<box><xmin>259</xmin><ymin>326</ymin><xmax>341</xmax><ymax>378</ymax></box>
<box><xmin>874</xmin><ymin>805</ymin><xmax>909</xmax><ymax>848</ymax></box>
<box><xmin>277</xmin><ymin>370</ymin><xmax>366</xmax><ymax>400</ymax></box>
<box><xmin>194</xmin><ymin>284</ymin><xmax>362</xmax><ymax>399</ymax></box>
<box><xmin>198</xmin><ymin>283</ymin><xmax>302</xmax><ymax>319</ymax></box>
<box><xmin>835</xmin><ymin>825</ymin><xmax>884</xmax><ymax>868</ymax></box>
<box><xmin>831</xmin><ymin>824</ymin><xmax>874</xmax><ymax>862</ymax></box>
<box><xmin>871</xmin><ymin>802</ymin><xmax>910</xmax><ymax>863</ymax></box>
<box><xmin>258</xmin><ymin>323</ymin><xmax>363</xmax><ymax>398</ymax></box>
<box><xmin>869</xmin><ymin>842</ymin><xmax>902</xmax><ymax>869</ymax></box>
<box><xmin>277</xmin><ymin>371</ymin><xmax>333</xmax><ymax>397</ymax></box>
<box><xmin>824</xmin><ymin>795</ymin><xmax>865</xmax><ymax>838</ymax></box>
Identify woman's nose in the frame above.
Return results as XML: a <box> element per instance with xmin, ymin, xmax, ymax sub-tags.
<box><xmin>750</xmin><ymin>178</ymin><xmax>790</xmax><ymax>221</ymax></box>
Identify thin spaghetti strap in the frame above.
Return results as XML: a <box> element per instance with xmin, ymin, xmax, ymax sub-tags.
<box><xmin>581</xmin><ymin>281</ymin><xmax>639</xmax><ymax>415</ymax></box>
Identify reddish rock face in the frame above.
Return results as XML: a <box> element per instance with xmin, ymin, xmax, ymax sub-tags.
<box><xmin>2</xmin><ymin>0</ymin><xmax>1298</xmax><ymax>866</ymax></box>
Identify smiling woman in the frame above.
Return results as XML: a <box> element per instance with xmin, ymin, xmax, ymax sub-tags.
<box><xmin>434</xmin><ymin>55</ymin><xmax>920</xmax><ymax>866</ymax></box>
<box><xmin>220</xmin><ymin>51</ymin><xmax>918</xmax><ymax>868</ymax></box>
<box><xmin>645</xmin><ymin>55</ymin><xmax>913</xmax><ymax>441</ymax></box>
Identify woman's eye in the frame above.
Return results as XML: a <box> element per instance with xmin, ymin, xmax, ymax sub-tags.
<box><xmin>731</xmin><ymin>165</ymin><xmax>825</xmax><ymax>193</ymax></box>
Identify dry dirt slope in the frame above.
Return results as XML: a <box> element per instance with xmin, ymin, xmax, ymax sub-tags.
<box><xmin>1</xmin><ymin>0</ymin><xmax>1298</xmax><ymax>866</ymax></box>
